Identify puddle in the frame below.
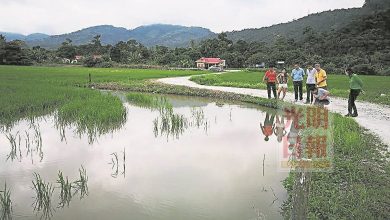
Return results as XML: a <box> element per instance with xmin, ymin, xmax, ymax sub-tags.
<box><xmin>0</xmin><ymin>93</ymin><xmax>288</xmax><ymax>220</ymax></box>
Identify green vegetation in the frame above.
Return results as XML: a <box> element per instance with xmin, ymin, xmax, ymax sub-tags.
<box><xmin>0</xmin><ymin>183</ymin><xmax>12</xmax><ymax>220</ymax></box>
<box><xmin>57</xmin><ymin>171</ymin><xmax>73</xmax><ymax>208</ymax></box>
<box><xmin>74</xmin><ymin>166</ymin><xmax>89</xmax><ymax>199</ymax></box>
<box><xmin>127</xmin><ymin>92</ymin><xmax>188</xmax><ymax>139</ymax></box>
<box><xmin>283</xmin><ymin>115</ymin><xmax>390</xmax><ymax>219</ymax></box>
<box><xmin>227</xmin><ymin>0</ymin><xmax>389</xmax><ymax>43</ymax></box>
<box><xmin>126</xmin><ymin>92</ymin><xmax>173</xmax><ymax>112</ymax></box>
<box><xmin>57</xmin><ymin>166</ymin><xmax>89</xmax><ymax>208</ymax></box>
<box><xmin>0</xmin><ymin>65</ymin><xmax>203</xmax><ymax>137</ymax></box>
<box><xmin>32</xmin><ymin>173</ymin><xmax>55</xmax><ymax>219</ymax></box>
<box><xmin>190</xmin><ymin>71</ymin><xmax>390</xmax><ymax>105</ymax></box>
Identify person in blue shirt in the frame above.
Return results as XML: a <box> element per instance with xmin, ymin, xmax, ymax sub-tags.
<box><xmin>291</xmin><ymin>63</ymin><xmax>305</xmax><ymax>102</ymax></box>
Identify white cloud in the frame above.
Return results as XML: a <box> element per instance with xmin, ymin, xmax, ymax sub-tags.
<box><xmin>0</xmin><ymin>0</ymin><xmax>365</xmax><ymax>35</ymax></box>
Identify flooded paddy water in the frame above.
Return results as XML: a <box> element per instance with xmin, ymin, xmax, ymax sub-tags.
<box><xmin>0</xmin><ymin>93</ymin><xmax>289</xmax><ymax>220</ymax></box>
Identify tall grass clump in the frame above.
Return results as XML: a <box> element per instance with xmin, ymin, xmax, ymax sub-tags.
<box><xmin>0</xmin><ymin>183</ymin><xmax>12</xmax><ymax>220</ymax></box>
<box><xmin>56</xmin><ymin>166</ymin><xmax>89</xmax><ymax>208</ymax></box>
<box><xmin>126</xmin><ymin>92</ymin><xmax>173</xmax><ymax>113</ymax></box>
<box><xmin>56</xmin><ymin>171</ymin><xmax>73</xmax><ymax>208</ymax></box>
<box><xmin>74</xmin><ymin>166</ymin><xmax>88</xmax><ymax>199</ymax></box>
<box><xmin>56</xmin><ymin>91</ymin><xmax>127</xmax><ymax>144</ymax></box>
<box><xmin>158</xmin><ymin>112</ymin><xmax>188</xmax><ymax>139</ymax></box>
<box><xmin>6</xmin><ymin>132</ymin><xmax>20</xmax><ymax>162</ymax></box>
<box><xmin>32</xmin><ymin>173</ymin><xmax>54</xmax><ymax>219</ymax></box>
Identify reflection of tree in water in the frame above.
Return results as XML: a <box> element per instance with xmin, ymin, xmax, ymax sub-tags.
<box><xmin>4</xmin><ymin>123</ymin><xmax>43</xmax><ymax>163</ymax></box>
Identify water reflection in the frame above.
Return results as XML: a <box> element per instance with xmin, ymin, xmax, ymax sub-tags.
<box><xmin>259</xmin><ymin>110</ymin><xmax>291</xmax><ymax>144</ymax></box>
<box><xmin>54</xmin><ymin>111</ymin><xmax>127</xmax><ymax>145</ymax></box>
<box><xmin>0</xmin><ymin>183</ymin><xmax>12</xmax><ymax>220</ymax></box>
<box><xmin>260</xmin><ymin>112</ymin><xmax>275</xmax><ymax>142</ymax></box>
<box><xmin>32</xmin><ymin>173</ymin><xmax>55</xmax><ymax>220</ymax></box>
<box><xmin>0</xmin><ymin>94</ymin><xmax>287</xmax><ymax>220</ymax></box>
<box><xmin>31</xmin><ymin>167</ymin><xmax>89</xmax><ymax>219</ymax></box>
<box><xmin>109</xmin><ymin>150</ymin><xmax>126</xmax><ymax>178</ymax></box>
<box><xmin>5</xmin><ymin>124</ymin><xmax>43</xmax><ymax>163</ymax></box>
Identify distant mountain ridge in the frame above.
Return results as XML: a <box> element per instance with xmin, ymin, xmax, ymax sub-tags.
<box><xmin>2</xmin><ymin>24</ymin><xmax>215</xmax><ymax>48</ymax></box>
<box><xmin>2</xmin><ymin>0</ymin><xmax>388</xmax><ymax>48</ymax></box>
<box><xmin>0</xmin><ymin>32</ymin><xmax>49</xmax><ymax>42</ymax></box>
<box><xmin>225</xmin><ymin>0</ymin><xmax>390</xmax><ymax>43</ymax></box>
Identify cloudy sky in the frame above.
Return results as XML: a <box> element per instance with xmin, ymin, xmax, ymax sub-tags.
<box><xmin>0</xmin><ymin>0</ymin><xmax>365</xmax><ymax>35</ymax></box>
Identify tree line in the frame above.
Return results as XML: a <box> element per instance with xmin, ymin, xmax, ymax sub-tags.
<box><xmin>0</xmin><ymin>9</ymin><xmax>389</xmax><ymax>75</ymax></box>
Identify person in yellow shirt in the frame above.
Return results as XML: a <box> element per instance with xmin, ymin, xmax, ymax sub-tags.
<box><xmin>315</xmin><ymin>63</ymin><xmax>327</xmax><ymax>90</ymax></box>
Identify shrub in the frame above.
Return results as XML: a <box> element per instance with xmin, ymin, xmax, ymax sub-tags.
<box><xmin>378</xmin><ymin>68</ymin><xmax>390</xmax><ymax>76</ymax></box>
<box><xmin>95</xmin><ymin>61</ymin><xmax>113</xmax><ymax>68</ymax></box>
<box><xmin>352</xmin><ymin>64</ymin><xmax>376</xmax><ymax>75</ymax></box>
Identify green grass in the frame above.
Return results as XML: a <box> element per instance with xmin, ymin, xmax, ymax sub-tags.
<box><xmin>0</xmin><ymin>182</ymin><xmax>12</xmax><ymax>220</ymax></box>
<box><xmin>126</xmin><ymin>92</ymin><xmax>173</xmax><ymax>113</ymax></box>
<box><xmin>283</xmin><ymin>114</ymin><xmax>390</xmax><ymax>219</ymax></box>
<box><xmin>32</xmin><ymin>173</ymin><xmax>55</xmax><ymax>219</ymax></box>
<box><xmin>190</xmin><ymin>71</ymin><xmax>390</xmax><ymax>105</ymax></box>
<box><xmin>0</xmin><ymin>65</ymin><xmax>203</xmax><ymax>136</ymax></box>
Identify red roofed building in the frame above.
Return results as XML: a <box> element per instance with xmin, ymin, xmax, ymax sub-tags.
<box><xmin>196</xmin><ymin>57</ymin><xmax>226</xmax><ymax>69</ymax></box>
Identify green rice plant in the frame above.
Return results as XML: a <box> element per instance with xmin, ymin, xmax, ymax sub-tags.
<box><xmin>6</xmin><ymin>132</ymin><xmax>20</xmax><ymax>162</ymax></box>
<box><xmin>0</xmin><ymin>65</ymin><xmax>202</xmax><ymax>130</ymax></box>
<box><xmin>190</xmin><ymin>107</ymin><xmax>206</xmax><ymax>128</ymax></box>
<box><xmin>126</xmin><ymin>92</ymin><xmax>173</xmax><ymax>114</ymax></box>
<box><xmin>56</xmin><ymin>171</ymin><xmax>73</xmax><ymax>208</ymax></box>
<box><xmin>55</xmin><ymin>92</ymin><xmax>127</xmax><ymax>144</ymax></box>
<box><xmin>157</xmin><ymin>111</ymin><xmax>188</xmax><ymax>139</ymax></box>
<box><xmin>32</xmin><ymin>173</ymin><xmax>54</xmax><ymax>220</ymax></box>
<box><xmin>0</xmin><ymin>182</ymin><xmax>12</xmax><ymax>220</ymax></box>
<box><xmin>74</xmin><ymin>166</ymin><xmax>88</xmax><ymax>199</ymax></box>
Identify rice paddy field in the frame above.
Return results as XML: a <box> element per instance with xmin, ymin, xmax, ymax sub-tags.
<box><xmin>190</xmin><ymin>70</ymin><xmax>390</xmax><ymax>105</ymax></box>
<box><xmin>0</xmin><ymin>65</ymin><xmax>203</xmax><ymax>131</ymax></box>
<box><xmin>0</xmin><ymin>65</ymin><xmax>389</xmax><ymax>220</ymax></box>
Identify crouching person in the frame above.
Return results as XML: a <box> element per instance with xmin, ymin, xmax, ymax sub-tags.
<box><xmin>312</xmin><ymin>88</ymin><xmax>330</xmax><ymax>106</ymax></box>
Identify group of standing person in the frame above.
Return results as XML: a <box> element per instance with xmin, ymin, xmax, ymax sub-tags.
<box><xmin>262</xmin><ymin>63</ymin><xmax>364</xmax><ymax>117</ymax></box>
<box><xmin>263</xmin><ymin>63</ymin><xmax>329</xmax><ymax>103</ymax></box>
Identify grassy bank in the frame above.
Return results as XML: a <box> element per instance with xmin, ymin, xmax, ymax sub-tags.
<box><xmin>283</xmin><ymin>115</ymin><xmax>389</xmax><ymax>219</ymax></box>
<box><xmin>190</xmin><ymin>71</ymin><xmax>390</xmax><ymax>105</ymax></box>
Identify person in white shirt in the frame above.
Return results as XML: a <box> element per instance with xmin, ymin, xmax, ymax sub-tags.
<box><xmin>305</xmin><ymin>65</ymin><xmax>317</xmax><ymax>104</ymax></box>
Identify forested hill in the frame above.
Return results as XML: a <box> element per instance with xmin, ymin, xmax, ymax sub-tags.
<box><xmin>0</xmin><ymin>32</ymin><xmax>49</xmax><ymax>42</ymax></box>
<box><xmin>225</xmin><ymin>0</ymin><xmax>390</xmax><ymax>43</ymax></box>
<box><xmin>26</xmin><ymin>24</ymin><xmax>214</xmax><ymax>48</ymax></box>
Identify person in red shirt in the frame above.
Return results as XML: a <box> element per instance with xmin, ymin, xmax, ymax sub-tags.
<box><xmin>263</xmin><ymin>65</ymin><xmax>277</xmax><ymax>99</ymax></box>
<box><xmin>260</xmin><ymin>112</ymin><xmax>275</xmax><ymax>142</ymax></box>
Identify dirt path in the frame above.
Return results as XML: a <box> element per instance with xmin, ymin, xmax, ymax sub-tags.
<box><xmin>157</xmin><ymin>73</ymin><xmax>390</xmax><ymax>147</ymax></box>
